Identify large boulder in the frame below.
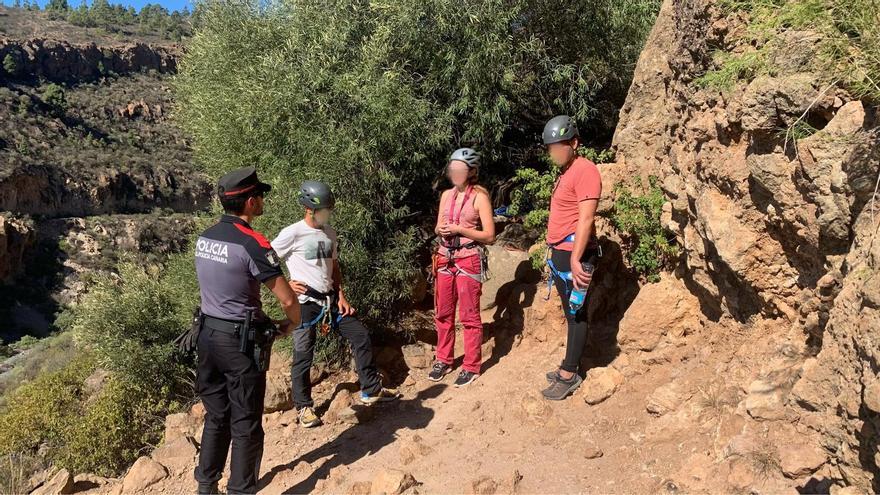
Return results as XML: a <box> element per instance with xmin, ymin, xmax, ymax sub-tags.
<box><xmin>151</xmin><ymin>436</ymin><xmax>199</xmax><ymax>477</ymax></box>
<box><xmin>617</xmin><ymin>276</ymin><xmax>702</xmax><ymax>352</ymax></box>
<box><xmin>645</xmin><ymin>381</ymin><xmax>687</xmax><ymax>416</ymax></box>
<box><xmin>401</xmin><ymin>343</ymin><xmax>432</xmax><ymax>370</ymax></box>
<box><xmin>369</xmin><ymin>469</ymin><xmax>418</xmax><ymax>495</ymax></box>
<box><xmin>264</xmin><ymin>369</ymin><xmax>293</xmax><ymax>413</ymax></box>
<box><xmin>480</xmin><ymin>244</ymin><xmax>541</xmax><ymax>312</ymax></box>
<box><xmin>30</xmin><ymin>469</ymin><xmax>74</xmax><ymax>495</ymax></box>
<box><xmin>779</xmin><ymin>443</ymin><xmax>827</xmax><ymax>478</ymax></box>
<box><xmin>739</xmin><ymin>74</ymin><xmax>823</xmax><ymax>132</ymax></box>
<box><xmin>164</xmin><ymin>412</ymin><xmax>202</xmax><ymax>445</ymax></box>
<box><xmin>582</xmin><ymin>367</ymin><xmax>624</xmax><ymax>405</ymax></box>
<box><xmin>121</xmin><ymin>457</ymin><xmax>167</xmax><ymax>493</ymax></box>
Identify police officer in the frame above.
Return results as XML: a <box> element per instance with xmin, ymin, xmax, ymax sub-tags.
<box><xmin>194</xmin><ymin>166</ymin><xmax>301</xmax><ymax>495</ymax></box>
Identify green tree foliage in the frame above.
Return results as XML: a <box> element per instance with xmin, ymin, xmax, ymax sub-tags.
<box><xmin>176</xmin><ymin>0</ymin><xmax>658</xmax><ymax>319</ymax></box>
<box><xmin>62</xmin><ymin>0</ymin><xmax>192</xmax><ymax>40</ymax></box>
<box><xmin>66</xmin><ymin>0</ymin><xmax>95</xmax><ymax>28</ymax></box>
<box><xmin>45</xmin><ymin>0</ymin><xmax>69</xmax><ymax>20</ymax></box>
<box><xmin>69</xmin><ymin>255</ymin><xmax>198</xmax><ymax>394</ymax></box>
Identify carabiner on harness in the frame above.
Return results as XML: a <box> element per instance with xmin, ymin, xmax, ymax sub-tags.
<box><xmin>299</xmin><ymin>295</ymin><xmax>344</xmax><ymax>336</ymax></box>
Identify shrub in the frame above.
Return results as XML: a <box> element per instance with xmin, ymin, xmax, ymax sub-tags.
<box><xmin>10</xmin><ymin>335</ymin><xmax>39</xmax><ymax>352</ymax></box>
<box><xmin>0</xmin><ymin>253</ymin><xmax>199</xmax><ymax>476</ymax></box>
<box><xmin>2</xmin><ymin>54</ymin><xmax>19</xmax><ymax>77</ymax></box>
<box><xmin>0</xmin><ymin>356</ymin><xmax>97</xmax><ymax>461</ymax></box>
<box><xmin>175</xmin><ymin>0</ymin><xmax>660</xmax><ymax>320</ymax></box>
<box><xmin>0</xmin><ymin>333</ymin><xmax>76</xmax><ymax>404</ymax></box>
<box><xmin>0</xmin><ymin>354</ymin><xmax>183</xmax><ymax>476</ymax></box>
<box><xmin>69</xmin><ymin>254</ymin><xmax>198</xmax><ymax>391</ymax></box>
<box><xmin>700</xmin><ymin>0</ymin><xmax>880</xmax><ymax>101</ymax></box>
<box><xmin>42</xmin><ymin>84</ymin><xmax>67</xmax><ymax>116</ymax></box>
<box><xmin>610</xmin><ymin>177</ymin><xmax>678</xmax><ymax>282</ymax></box>
<box><xmin>0</xmin><ymin>452</ymin><xmax>45</xmax><ymax>495</ymax></box>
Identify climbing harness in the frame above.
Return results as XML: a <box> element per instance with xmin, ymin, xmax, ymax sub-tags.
<box><xmin>434</xmin><ymin>185</ymin><xmax>491</xmax><ymax>284</ymax></box>
<box><xmin>544</xmin><ymin>233</ymin><xmax>602</xmax><ymax>314</ymax></box>
<box><xmin>545</xmin><ymin>233</ymin><xmax>577</xmax><ymax>302</ymax></box>
<box><xmin>299</xmin><ymin>286</ymin><xmax>343</xmax><ymax>336</ymax></box>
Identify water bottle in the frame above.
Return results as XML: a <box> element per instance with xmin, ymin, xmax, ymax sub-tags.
<box><xmin>568</xmin><ymin>261</ymin><xmax>595</xmax><ymax>314</ymax></box>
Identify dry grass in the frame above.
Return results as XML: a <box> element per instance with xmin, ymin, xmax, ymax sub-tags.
<box><xmin>745</xmin><ymin>443</ymin><xmax>782</xmax><ymax>480</ymax></box>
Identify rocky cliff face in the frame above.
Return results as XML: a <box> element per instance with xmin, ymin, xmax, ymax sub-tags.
<box><xmin>0</xmin><ymin>164</ymin><xmax>209</xmax><ymax>218</ymax></box>
<box><xmin>609</xmin><ymin>0</ymin><xmax>880</xmax><ymax>490</ymax></box>
<box><xmin>0</xmin><ymin>32</ymin><xmax>209</xmax><ymax>342</ymax></box>
<box><xmin>0</xmin><ymin>212</ymin><xmax>34</xmax><ymax>283</ymax></box>
<box><xmin>1</xmin><ymin>38</ymin><xmax>178</xmax><ymax>83</ymax></box>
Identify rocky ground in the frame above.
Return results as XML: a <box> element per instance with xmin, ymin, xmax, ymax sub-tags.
<box><xmin>11</xmin><ymin>0</ymin><xmax>880</xmax><ymax>491</ymax></box>
<box><xmin>30</xmin><ymin>267</ymin><xmax>846</xmax><ymax>495</ymax></box>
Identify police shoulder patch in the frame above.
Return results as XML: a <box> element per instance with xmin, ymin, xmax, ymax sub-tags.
<box><xmin>265</xmin><ymin>249</ymin><xmax>281</xmax><ymax>267</ymax></box>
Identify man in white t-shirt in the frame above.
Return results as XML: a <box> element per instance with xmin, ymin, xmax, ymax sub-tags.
<box><xmin>271</xmin><ymin>180</ymin><xmax>400</xmax><ymax>428</ymax></box>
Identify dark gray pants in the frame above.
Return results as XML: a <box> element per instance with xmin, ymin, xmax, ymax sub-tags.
<box><xmin>291</xmin><ymin>302</ymin><xmax>382</xmax><ymax>408</ymax></box>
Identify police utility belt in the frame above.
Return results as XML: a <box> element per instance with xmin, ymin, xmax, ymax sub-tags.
<box><xmin>176</xmin><ymin>308</ymin><xmax>278</xmax><ymax>372</ymax></box>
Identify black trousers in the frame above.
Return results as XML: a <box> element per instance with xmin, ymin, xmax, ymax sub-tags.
<box><xmin>194</xmin><ymin>325</ymin><xmax>266</xmax><ymax>495</ymax></box>
<box><xmin>292</xmin><ymin>302</ymin><xmax>382</xmax><ymax>408</ymax></box>
<box><xmin>551</xmin><ymin>248</ymin><xmax>599</xmax><ymax>373</ymax></box>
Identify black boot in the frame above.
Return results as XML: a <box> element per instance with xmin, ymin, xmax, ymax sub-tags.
<box><xmin>198</xmin><ymin>481</ymin><xmax>220</xmax><ymax>494</ymax></box>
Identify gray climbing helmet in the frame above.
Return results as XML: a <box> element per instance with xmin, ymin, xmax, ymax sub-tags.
<box><xmin>542</xmin><ymin>115</ymin><xmax>579</xmax><ymax>145</ymax></box>
<box><xmin>298</xmin><ymin>180</ymin><xmax>335</xmax><ymax>209</ymax></box>
<box><xmin>449</xmin><ymin>148</ymin><xmax>480</xmax><ymax>169</ymax></box>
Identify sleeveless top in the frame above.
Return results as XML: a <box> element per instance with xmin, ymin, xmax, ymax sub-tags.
<box><xmin>438</xmin><ymin>185</ymin><xmax>482</xmax><ymax>259</ymax></box>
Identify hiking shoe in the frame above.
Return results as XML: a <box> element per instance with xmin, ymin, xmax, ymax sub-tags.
<box><xmin>454</xmin><ymin>370</ymin><xmax>479</xmax><ymax>387</ymax></box>
<box><xmin>297</xmin><ymin>406</ymin><xmax>322</xmax><ymax>428</ymax></box>
<box><xmin>541</xmin><ymin>373</ymin><xmax>583</xmax><ymax>401</ymax></box>
<box><xmin>360</xmin><ymin>387</ymin><xmax>401</xmax><ymax>405</ymax></box>
<box><xmin>428</xmin><ymin>362</ymin><xmax>452</xmax><ymax>382</ymax></box>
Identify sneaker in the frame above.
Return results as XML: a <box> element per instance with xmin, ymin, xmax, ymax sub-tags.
<box><xmin>454</xmin><ymin>370</ymin><xmax>479</xmax><ymax>387</ymax></box>
<box><xmin>428</xmin><ymin>362</ymin><xmax>452</xmax><ymax>382</ymax></box>
<box><xmin>541</xmin><ymin>373</ymin><xmax>583</xmax><ymax>401</ymax></box>
<box><xmin>297</xmin><ymin>406</ymin><xmax>322</xmax><ymax>428</ymax></box>
<box><xmin>360</xmin><ymin>387</ymin><xmax>401</xmax><ymax>405</ymax></box>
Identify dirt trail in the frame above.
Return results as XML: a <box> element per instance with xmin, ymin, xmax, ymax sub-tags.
<box><xmin>114</xmin><ymin>279</ymin><xmax>817</xmax><ymax>495</ymax></box>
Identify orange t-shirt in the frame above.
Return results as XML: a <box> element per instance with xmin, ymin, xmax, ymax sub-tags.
<box><xmin>546</xmin><ymin>157</ymin><xmax>602</xmax><ymax>251</ymax></box>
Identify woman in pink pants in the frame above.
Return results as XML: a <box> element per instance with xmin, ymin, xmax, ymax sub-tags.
<box><xmin>429</xmin><ymin>148</ymin><xmax>496</xmax><ymax>387</ymax></box>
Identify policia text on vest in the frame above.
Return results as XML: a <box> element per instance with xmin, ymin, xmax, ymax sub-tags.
<box><xmin>191</xmin><ymin>166</ymin><xmax>301</xmax><ymax>495</ymax></box>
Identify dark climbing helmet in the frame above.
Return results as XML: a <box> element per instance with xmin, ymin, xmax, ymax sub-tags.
<box><xmin>449</xmin><ymin>148</ymin><xmax>480</xmax><ymax>169</ymax></box>
<box><xmin>298</xmin><ymin>180</ymin><xmax>335</xmax><ymax>209</ymax></box>
<box><xmin>542</xmin><ymin>115</ymin><xmax>579</xmax><ymax>145</ymax></box>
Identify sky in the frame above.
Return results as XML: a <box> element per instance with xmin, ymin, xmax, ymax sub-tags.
<box><xmin>2</xmin><ymin>0</ymin><xmax>193</xmax><ymax>13</ymax></box>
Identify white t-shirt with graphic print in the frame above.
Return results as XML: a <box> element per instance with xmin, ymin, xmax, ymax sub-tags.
<box><xmin>271</xmin><ymin>220</ymin><xmax>338</xmax><ymax>304</ymax></box>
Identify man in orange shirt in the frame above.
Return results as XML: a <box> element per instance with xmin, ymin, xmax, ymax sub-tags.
<box><xmin>540</xmin><ymin>115</ymin><xmax>603</xmax><ymax>401</ymax></box>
